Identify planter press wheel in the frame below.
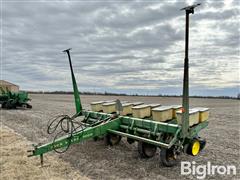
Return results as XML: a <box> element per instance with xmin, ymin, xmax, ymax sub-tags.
<box><xmin>104</xmin><ymin>133</ymin><xmax>122</xmax><ymax>146</ymax></box>
<box><xmin>138</xmin><ymin>141</ymin><xmax>157</xmax><ymax>158</ymax></box>
<box><xmin>160</xmin><ymin>147</ymin><xmax>179</xmax><ymax>167</ymax></box>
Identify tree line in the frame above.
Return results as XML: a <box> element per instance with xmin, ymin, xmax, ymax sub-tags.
<box><xmin>27</xmin><ymin>91</ymin><xmax>240</xmax><ymax>100</ymax></box>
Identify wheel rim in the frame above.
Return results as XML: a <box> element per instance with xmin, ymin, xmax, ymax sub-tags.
<box><xmin>192</xmin><ymin>140</ymin><xmax>200</xmax><ymax>156</ymax></box>
<box><xmin>22</xmin><ymin>104</ymin><xmax>27</xmax><ymax>109</ymax></box>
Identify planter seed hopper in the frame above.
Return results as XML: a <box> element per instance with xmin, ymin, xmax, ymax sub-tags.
<box><xmin>28</xmin><ymin>4</ymin><xmax>209</xmax><ymax>167</ymax></box>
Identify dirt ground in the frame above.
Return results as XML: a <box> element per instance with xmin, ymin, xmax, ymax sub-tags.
<box><xmin>0</xmin><ymin>125</ymin><xmax>88</xmax><ymax>180</ymax></box>
<box><xmin>1</xmin><ymin>94</ymin><xmax>239</xmax><ymax>179</ymax></box>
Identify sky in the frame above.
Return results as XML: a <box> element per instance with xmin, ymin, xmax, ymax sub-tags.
<box><xmin>1</xmin><ymin>0</ymin><xmax>239</xmax><ymax>96</ymax></box>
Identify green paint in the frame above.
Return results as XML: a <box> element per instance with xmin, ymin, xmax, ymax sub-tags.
<box><xmin>0</xmin><ymin>87</ymin><xmax>31</xmax><ymax>109</ymax></box>
<box><xmin>29</xmin><ymin>110</ymin><xmax>208</xmax><ymax>157</ymax></box>
<box><xmin>63</xmin><ymin>49</ymin><xmax>82</xmax><ymax>114</ymax></box>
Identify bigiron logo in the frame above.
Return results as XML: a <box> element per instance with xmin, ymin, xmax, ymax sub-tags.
<box><xmin>181</xmin><ymin>161</ymin><xmax>237</xmax><ymax>179</ymax></box>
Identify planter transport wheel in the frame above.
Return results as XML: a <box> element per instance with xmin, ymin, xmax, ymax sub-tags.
<box><xmin>105</xmin><ymin>134</ymin><xmax>121</xmax><ymax>146</ymax></box>
<box><xmin>138</xmin><ymin>141</ymin><xmax>157</xmax><ymax>158</ymax></box>
<box><xmin>187</xmin><ymin>139</ymin><xmax>201</xmax><ymax>156</ymax></box>
<box><xmin>160</xmin><ymin>147</ymin><xmax>179</xmax><ymax>167</ymax></box>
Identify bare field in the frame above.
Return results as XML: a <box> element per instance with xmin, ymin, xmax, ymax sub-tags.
<box><xmin>1</xmin><ymin>94</ymin><xmax>239</xmax><ymax>179</ymax></box>
<box><xmin>0</xmin><ymin>125</ymin><xmax>88</xmax><ymax>180</ymax></box>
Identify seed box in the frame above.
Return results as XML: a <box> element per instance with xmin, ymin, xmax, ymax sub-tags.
<box><xmin>132</xmin><ymin>104</ymin><xmax>151</xmax><ymax>118</ymax></box>
<box><xmin>176</xmin><ymin>109</ymin><xmax>199</xmax><ymax>126</ymax></box>
<box><xmin>152</xmin><ymin>106</ymin><xmax>173</xmax><ymax>122</ymax></box>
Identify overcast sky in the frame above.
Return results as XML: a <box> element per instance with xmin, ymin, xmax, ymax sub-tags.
<box><xmin>1</xmin><ymin>0</ymin><xmax>239</xmax><ymax>96</ymax></box>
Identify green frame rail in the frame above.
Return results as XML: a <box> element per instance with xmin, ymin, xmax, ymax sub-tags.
<box><xmin>28</xmin><ymin>110</ymin><xmax>208</xmax><ymax>157</ymax></box>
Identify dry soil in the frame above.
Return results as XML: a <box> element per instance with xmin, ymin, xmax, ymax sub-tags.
<box><xmin>1</xmin><ymin>94</ymin><xmax>239</xmax><ymax>179</ymax></box>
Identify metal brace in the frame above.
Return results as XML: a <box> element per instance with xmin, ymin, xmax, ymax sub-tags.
<box><xmin>153</xmin><ymin>123</ymin><xmax>158</xmax><ymax>136</ymax></box>
<box><xmin>130</xmin><ymin>119</ymin><xmax>135</xmax><ymax>130</ymax></box>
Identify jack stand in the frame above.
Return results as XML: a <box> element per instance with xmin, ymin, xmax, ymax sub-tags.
<box><xmin>40</xmin><ymin>154</ymin><xmax>43</xmax><ymax>167</ymax></box>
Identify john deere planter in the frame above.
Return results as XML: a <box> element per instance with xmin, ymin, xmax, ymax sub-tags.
<box><xmin>28</xmin><ymin>4</ymin><xmax>209</xmax><ymax>167</ymax></box>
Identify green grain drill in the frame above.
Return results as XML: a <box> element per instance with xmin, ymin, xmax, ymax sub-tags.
<box><xmin>0</xmin><ymin>87</ymin><xmax>32</xmax><ymax>109</ymax></box>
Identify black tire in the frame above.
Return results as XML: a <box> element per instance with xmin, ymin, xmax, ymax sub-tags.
<box><xmin>160</xmin><ymin>147</ymin><xmax>179</xmax><ymax>167</ymax></box>
<box><xmin>104</xmin><ymin>134</ymin><xmax>121</xmax><ymax>146</ymax></box>
<box><xmin>6</xmin><ymin>100</ymin><xmax>16</xmax><ymax>109</ymax></box>
<box><xmin>93</xmin><ymin>136</ymin><xmax>104</xmax><ymax>141</ymax></box>
<box><xmin>138</xmin><ymin>141</ymin><xmax>157</xmax><ymax>158</ymax></box>
<box><xmin>127</xmin><ymin>138</ymin><xmax>135</xmax><ymax>144</ymax></box>
<box><xmin>199</xmin><ymin>139</ymin><xmax>206</xmax><ymax>151</ymax></box>
<box><xmin>26</xmin><ymin>103</ymin><xmax>32</xmax><ymax>109</ymax></box>
<box><xmin>93</xmin><ymin>137</ymin><xmax>99</xmax><ymax>141</ymax></box>
<box><xmin>5</xmin><ymin>101</ymin><xmax>11</xmax><ymax>109</ymax></box>
<box><xmin>1</xmin><ymin>102</ymin><xmax>7</xmax><ymax>108</ymax></box>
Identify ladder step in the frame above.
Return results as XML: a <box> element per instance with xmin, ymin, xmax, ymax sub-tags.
<box><xmin>107</xmin><ymin>129</ymin><xmax>169</xmax><ymax>148</ymax></box>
